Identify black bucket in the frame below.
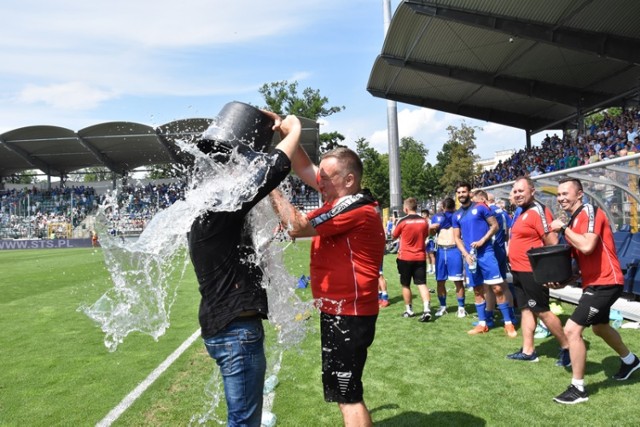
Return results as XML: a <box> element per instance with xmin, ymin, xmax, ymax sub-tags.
<box><xmin>527</xmin><ymin>244</ymin><xmax>573</xmax><ymax>284</ymax></box>
<box><xmin>197</xmin><ymin>101</ymin><xmax>275</xmax><ymax>155</ymax></box>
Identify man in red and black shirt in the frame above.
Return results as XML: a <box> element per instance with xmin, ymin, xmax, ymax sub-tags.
<box><xmin>549</xmin><ymin>178</ymin><xmax>639</xmax><ymax>404</ymax></box>
<box><xmin>506</xmin><ymin>176</ymin><xmax>569</xmax><ymax>364</ymax></box>
<box><xmin>393</xmin><ymin>197</ymin><xmax>432</xmax><ymax>321</ymax></box>
<box><xmin>270</xmin><ymin>147</ymin><xmax>385</xmax><ymax>427</ymax></box>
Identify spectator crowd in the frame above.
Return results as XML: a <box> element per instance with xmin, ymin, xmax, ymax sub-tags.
<box><xmin>1</xmin><ymin>185</ymin><xmax>98</xmax><ymax>239</ymax></box>
<box><xmin>478</xmin><ymin>109</ymin><xmax>640</xmax><ymax>187</ymax></box>
<box><xmin>0</xmin><ymin>177</ymin><xmax>319</xmax><ymax>240</ymax></box>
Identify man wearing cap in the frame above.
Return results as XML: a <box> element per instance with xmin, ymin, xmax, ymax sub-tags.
<box><xmin>189</xmin><ymin>104</ymin><xmax>302</xmax><ymax>426</ymax></box>
<box><xmin>548</xmin><ymin>177</ymin><xmax>639</xmax><ymax>404</ymax></box>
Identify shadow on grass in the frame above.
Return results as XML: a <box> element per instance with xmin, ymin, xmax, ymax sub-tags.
<box><xmin>536</xmin><ymin>336</ymin><xmax>591</xmax><ymax>360</ymax></box>
<box><xmin>372</xmin><ymin>408</ymin><xmax>486</xmax><ymax>426</ymax></box>
<box><xmin>581</xmin><ymin>355</ymin><xmax>640</xmax><ymax>397</ymax></box>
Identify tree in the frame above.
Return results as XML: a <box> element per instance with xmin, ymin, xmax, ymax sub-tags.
<box><xmin>259</xmin><ymin>81</ymin><xmax>344</xmax><ymax>118</ymax></box>
<box><xmin>259</xmin><ymin>80</ymin><xmax>345</xmax><ymax>152</ymax></box>
<box><xmin>355</xmin><ymin>138</ymin><xmax>389</xmax><ymax>207</ymax></box>
<box><xmin>584</xmin><ymin>107</ymin><xmax>623</xmax><ymax>128</ymax></box>
<box><xmin>8</xmin><ymin>171</ymin><xmax>37</xmax><ymax>184</ymax></box>
<box><xmin>69</xmin><ymin>167</ymin><xmax>112</xmax><ymax>182</ymax></box>
<box><xmin>399</xmin><ymin>136</ymin><xmax>430</xmax><ymax>201</ymax></box>
<box><xmin>146</xmin><ymin>163</ymin><xmax>184</xmax><ymax>180</ymax></box>
<box><xmin>422</xmin><ymin>163</ymin><xmax>444</xmax><ymax>207</ymax></box>
<box><xmin>437</xmin><ymin>122</ymin><xmax>481</xmax><ymax>194</ymax></box>
<box><xmin>319</xmin><ymin>131</ymin><xmax>346</xmax><ymax>152</ymax></box>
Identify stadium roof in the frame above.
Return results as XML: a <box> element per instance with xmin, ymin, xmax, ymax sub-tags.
<box><xmin>368</xmin><ymin>0</ymin><xmax>640</xmax><ymax>134</ymax></box>
<box><xmin>0</xmin><ymin>117</ymin><xmax>320</xmax><ymax>178</ymax></box>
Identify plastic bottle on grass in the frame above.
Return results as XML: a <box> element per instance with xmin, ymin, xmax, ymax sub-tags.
<box><xmin>261</xmin><ymin>410</ymin><xmax>277</xmax><ymax>427</ymax></box>
<box><xmin>263</xmin><ymin>375</ymin><xmax>279</xmax><ymax>394</ymax></box>
<box><xmin>610</xmin><ymin>309</ymin><xmax>623</xmax><ymax>329</ymax></box>
<box><xmin>469</xmin><ymin>248</ymin><xmax>477</xmax><ymax>273</ymax></box>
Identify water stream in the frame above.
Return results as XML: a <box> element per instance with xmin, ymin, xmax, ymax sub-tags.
<box><xmin>81</xmin><ymin>133</ymin><xmax>314</xmax><ymax>425</ymax></box>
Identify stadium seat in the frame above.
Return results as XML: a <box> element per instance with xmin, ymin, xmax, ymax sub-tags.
<box><xmin>618</xmin><ymin>224</ymin><xmax>631</xmax><ymax>232</ymax></box>
<box><xmin>619</xmin><ymin>233</ymin><xmax>640</xmax><ymax>294</ymax></box>
<box><xmin>618</xmin><ymin>232</ymin><xmax>640</xmax><ymax>271</ymax></box>
<box><xmin>614</xmin><ymin>230</ymin><xmax>632</xmax><ymax>258</ymax></box>
<box><xmin>625</xmin><ymin>262</ymin><xmax>639</xmax><ymax>295</ymax></box>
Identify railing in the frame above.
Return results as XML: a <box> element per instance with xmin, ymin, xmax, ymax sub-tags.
<box><xmin>482</xmin><ymin>153</ymin><xmax>640</xmax><ymax>232</ymax></box>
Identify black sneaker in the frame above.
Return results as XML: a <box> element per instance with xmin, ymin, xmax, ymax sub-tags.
<box><xmin>613</xmin><ymin>355</ymin><xmax>640</xmax><ymax>381</ymax></box>
<box><xmin>553</xmin><ymin>385</ymin><xmax>588</xmax><ymax>404</ymax></box>
<box><xmin>555</xmin><ymin>348</ymin><xmax>571</xmax><ymax>367</ymax></box>
<box><xmin>402</xmin><ymin>312</ymin><xmax>415</xmax><ymax>318</ymax></box>
<box><xmin>506</xmin><ymin>348</ymin><xmax>539</xmax><ymax>362</ymax></box>
<box><xmin>419</xmin><ymin>311</ymin><xmax>432</xmax><ymax>322</ymax></box>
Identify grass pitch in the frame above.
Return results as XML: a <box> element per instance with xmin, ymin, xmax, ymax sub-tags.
<box><xmin>2</xmin><ymin>243</ymin><xmax>640</xmax><ymax>426</ymax></box>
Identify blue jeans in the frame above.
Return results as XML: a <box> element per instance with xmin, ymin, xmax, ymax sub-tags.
<box><xmin>203</xmin><ymin>317</ymin><xmax>266</xmax><ymax>427</ymax></box>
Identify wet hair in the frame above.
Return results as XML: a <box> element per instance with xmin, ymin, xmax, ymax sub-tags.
<box><xmin>558</xmin><ymin>177</ymin><xmax>583</xmax><ymax>191</ymax></box>
<box><xmin>321</xmin><ymin>147</ymin><xmax>363</xmax><ymax>183</ymax></box>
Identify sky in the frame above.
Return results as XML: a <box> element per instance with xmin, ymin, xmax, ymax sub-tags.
<box><xmin>0</xmin><ymin>0</ymin><xmax>547</xmax><ymax>166</ymax></box>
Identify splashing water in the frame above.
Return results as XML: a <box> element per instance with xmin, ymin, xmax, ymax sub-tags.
<box><xmin>82</xmin><ymin>137</ymin><xmax>314</xmax><ymax>354</ymax></box>
<box><xmin>186</xmin><ymin>151</ymin><xmax>315</xmax><ymax>425</ymax></box>
<box><xmin>189</xmin><ymin>369</ymin><xmax>225</xmax><ymax>426</ymax></box>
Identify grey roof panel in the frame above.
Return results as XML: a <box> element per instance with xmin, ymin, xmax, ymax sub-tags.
<box><xmin>368</xmin><ymin>0</ymin><xmax>640</xmax><ymax>133</ymax></box>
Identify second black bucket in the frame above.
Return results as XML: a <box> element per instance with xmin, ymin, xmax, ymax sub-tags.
<box><xmin>198</xmin><ymin>101</ymin><xmax>275</xmax><ymax>155</ymax></box>
<box><xmin>527</xmin><ymin>244</ymin><xmax>573</xmax><ymax>284</ymax></box>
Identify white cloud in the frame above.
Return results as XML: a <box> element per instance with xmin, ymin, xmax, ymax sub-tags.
<box><xmin>0</xmin><ymin>0</ymin><xmax>339</xmax><ymax>114</ymax></box>
<box><xmin>361</xmin><ymin>105</ymin><xmax>538</xmax><ymax>163</ymax></box>
<box><xmin>17</xmin><ymin>82</ymin><xmax>116</xmax><ymax>110</ymax></box>
<box><xmin>0</xmin><ymin>1</ymin><xmax>341</xmax><ymax>49</ymax></box>
<box><xmin>397</xmin><ymin>107</ymin><xmax>442</xmax><ymax>136</ymax></box>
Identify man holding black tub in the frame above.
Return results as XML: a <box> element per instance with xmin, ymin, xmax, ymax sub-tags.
<box><xmin>505</xmin><ymin>177</ymin><xmax>569</xmax><ymax>365</ymax></box>
<box><xmin>548</xmin><ymin>177</ymin><xmax>639</xmax><ymax>404</ymax></box>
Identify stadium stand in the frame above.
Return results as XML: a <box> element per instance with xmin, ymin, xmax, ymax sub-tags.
<box><xmin>477</xmin><ymin>109</ymin><xmax>640</xmax><ymax>187</ymax></box>
<box><xmin>1</xmin><ymin>177</ymin><xmax>321</xmax><ymax>240</ymax></box>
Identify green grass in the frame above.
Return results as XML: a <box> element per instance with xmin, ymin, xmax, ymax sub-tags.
<box><xmin>2</xmin><ymin>243</ymin><xmax>640</xmax><ymax>426</ymax></box>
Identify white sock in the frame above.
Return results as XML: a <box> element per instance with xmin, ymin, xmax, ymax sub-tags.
<box><xmin>621</xmin><ymin>352</ymin><xmax>636</xmax><ymax>365</ymax></box>
<box><xmin>406</xmin><ymin>304</ymin><xmax>413</xmax><ymax>314</ymax></box>
<box><xmin>423</xmin><ymin>301</ymin><xmax>430</xmax><ymax>312</ymax></box>
<box><xmin>571</xmin><ymin>378</ymin><xmax>585</xmax><ymax>391</ymax></box>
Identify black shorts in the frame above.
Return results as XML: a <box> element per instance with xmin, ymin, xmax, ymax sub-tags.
<box><xmin>512</xmin><ymin>271</ymin><xmax>550</xmax><ymax>313</ymax></box>
<box><xmin>396</xmin><ymin>259</ymin><xmax>427</xmax><ymax>286</ymax></box>
<box><xmin>570</xmin><ymin>285</ymin><xmax>623</xmax><ymax>326</ymax></box>
<box><xmin>320</xmin><ymin>312</ymin><xmax>377</xmax><ymax>404</ymax></box>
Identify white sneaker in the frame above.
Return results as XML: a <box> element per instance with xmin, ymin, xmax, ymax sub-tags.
<box><xmin>457</xmin><ymin>307</ymin><xmax>467</xmax><ymax>318</ymax></box>
<box><xmin>435</xmin><ymin>306</ymin><xmax>448</xmax><ymax>317</ymax></box>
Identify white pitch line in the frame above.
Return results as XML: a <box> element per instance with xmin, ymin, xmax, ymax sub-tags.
<box><xmin>96</xmin><ymin>329</ymin><xmax>202</xmax><ymax>427</ymax></box>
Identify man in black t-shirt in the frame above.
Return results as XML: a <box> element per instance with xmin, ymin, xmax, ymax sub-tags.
<box><xmin>188</xmin><ymin>107</ymin><xmax>301</xmax><ymax>427</ymax></box>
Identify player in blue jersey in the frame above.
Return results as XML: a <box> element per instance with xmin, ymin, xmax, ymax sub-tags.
<box><xmin>452</xmin><ymin>182</ymin><xmax>517</xmax><ymax>337</ymax></box>
<box><xmin>430</xmin><ymin>197</ymin><xmax>466</xmax><ymax>317</ymax></box>
<box><xmin>485</xmin><ymin>192</ymin><xmax>516</xmax><ymax>325</ymax></box>
<box><xmin>421</xmin><ymin>210</ymin><xmax>437</xmax><ymax>274</ymax></box>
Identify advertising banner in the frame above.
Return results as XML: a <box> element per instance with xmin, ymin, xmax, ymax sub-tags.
<box><xmin>0</xmin><ymin>239</ymin><xmax>97</xmax><ymax>250</ymax></box>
